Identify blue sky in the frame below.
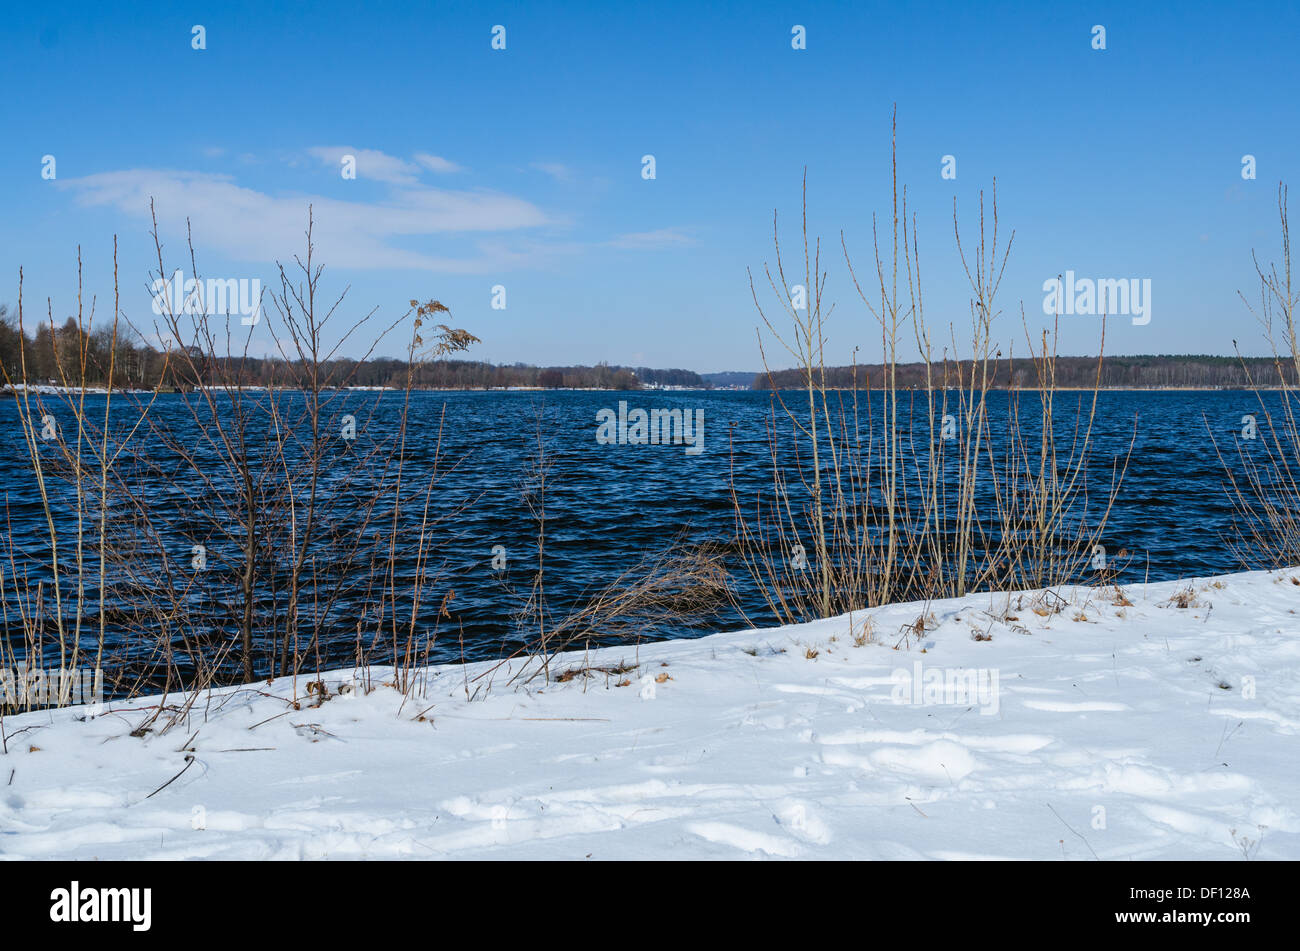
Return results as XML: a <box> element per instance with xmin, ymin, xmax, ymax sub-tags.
<box><xmin>2</xmin><ymin>0</ymin><xmax>1297</xmax><ymax>371</ymax></box>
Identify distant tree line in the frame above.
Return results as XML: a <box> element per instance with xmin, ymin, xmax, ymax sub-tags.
<box><xmin>395</xmin><ymin>360</ymin><xmax>644</xmax><ymax>389</ymax></box>
<box><xmin>0</xmin><ymin>306</ymin><xmax>169</xmax><ymax>387</ymax></box>
<box><xmin>0</xmin><ymin>305</ymin><xmax>711</xmax><ymax>390</ymax></box>
<box><xmin>12</xmin><ymin>305</ymin><xmax>1282</xmax><ymax>393</ymax></box>
<box><xmin>301</xmin><ymin>360</ymin><xmax>710</xmax><ymax>389</ymax></box>
<box><xmin>753</xmin><ymin>355</ymin><xmax>1300</xmax><ymax>390</ymax></box>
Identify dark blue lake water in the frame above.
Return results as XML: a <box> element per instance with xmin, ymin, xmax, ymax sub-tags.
<box><xmin>0</xmin><ymin>388</ymin><xmax>1282</xmax><ymax>681</ymax></box>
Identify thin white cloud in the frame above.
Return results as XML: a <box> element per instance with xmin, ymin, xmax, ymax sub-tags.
<box><xmin>414</xmin><ymin>153</ymin><xmax>463</xmax><ymax>174</ymax></box>
<box><xmin>531</xmin><ymin>162</ymin><xmax>574</xmax><ymax>183</ymax></box>
<box><xmin>607</xmin><ymin>228</ymin><xmax>695</xmax><ymax>250</ymax></box>
<box><xmin>307</xmin><ymin>146</ymin><xmax>423</xmax><ymax>184</ymax></box>
<box><xmin>60</xmin><ymin>168</ymin><xmax>551</xmax><ymax>273</ymax></box>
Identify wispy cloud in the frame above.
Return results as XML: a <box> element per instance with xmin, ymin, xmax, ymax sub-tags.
<box><xmin>607</xmin><ymin>227</ymin><xmax>695</xmax><ymax>250</ymax></box>
<box><xmin>306</xmin><ymin>147</ymin><xmax>464</xmax><ymax>182</ymax></box>
<box><xmin>531</xmin><ymin>162</ymin><xmax>574</xmax><ymax>183</ymax></box>
<box><xmin>307</xmin><ymin>146</ymin><xmax>424</xmax><ymax>184</ymax></box>
<box><xmin>415</xmin><ymin>153</ymin><xmax>463</xmax><ymax>174</ymax></box>
<box><xmin>60</xmin><ymin>168</ymin><xmax>551</xmax><ymax>273</ymax></box>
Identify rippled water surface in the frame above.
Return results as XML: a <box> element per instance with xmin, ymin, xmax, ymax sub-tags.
<box><xmin>0</xmin><ymin>389</ymin><xmax>1283</xmax><ymax>674</ymax></box>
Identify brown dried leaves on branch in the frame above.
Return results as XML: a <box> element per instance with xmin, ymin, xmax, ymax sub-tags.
<box><xmin>409</xmin><ymin>299</ymin><xmax>480</xmax><ymax>358</ymax></box>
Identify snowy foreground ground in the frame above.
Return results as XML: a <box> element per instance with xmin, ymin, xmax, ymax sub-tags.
<box><xmin>3</xmin><ymin>569</ymin><xmax>1298</xmax><ymax>860</ymax></box>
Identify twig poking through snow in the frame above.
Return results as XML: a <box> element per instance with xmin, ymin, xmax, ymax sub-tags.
<box><xmin>1046</xmin><ymin>802</ymin><xmax>1100</xmax><ymax>860</ymax></box>
<box><xmin>145</xmin><ymin>753</ymin><xmax>195</xmax><ymax>800</ymax></box>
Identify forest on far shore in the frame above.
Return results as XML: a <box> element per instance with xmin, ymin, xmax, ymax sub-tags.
<box><xmin>754</xmin><ymin>354</ymin><xmax>1300</xmax><ymax>390</ymax></box>
<box><xmin>0</xmin><ymin>305</ymin><xmax>708</xmax><ymax>390</ymax></box>
<box><xmin>1</xmin><ymin>305</ymin><xmax>1293</xmax><ymax>392</ymax></box>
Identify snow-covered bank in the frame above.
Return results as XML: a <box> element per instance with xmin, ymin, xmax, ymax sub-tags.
<box><xmin>3</xmin><ymin>569</ymin><xmax>1298</xmax><ymax>860</ymax></box>
<box><xmin>1</xmin><ymin>383</ymin><xmax>160</xmax><ymax>395</ymax></box>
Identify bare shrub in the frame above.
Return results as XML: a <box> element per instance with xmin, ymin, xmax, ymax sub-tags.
<box><xmin>731</xmin><ymin>111</ymin><xmax>1129</xmax><ymax>627</ymax></box>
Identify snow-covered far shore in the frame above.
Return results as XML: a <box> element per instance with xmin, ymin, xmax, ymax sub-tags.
<box><xmin>1</xmin><ymin>383</ymin><xmax>155</xmax><ymax>395</ymax></box>
<box><xmin>2</xmin><ymin>568</ymin><xmax>1297</xmax><ymax>860</ymax></box>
